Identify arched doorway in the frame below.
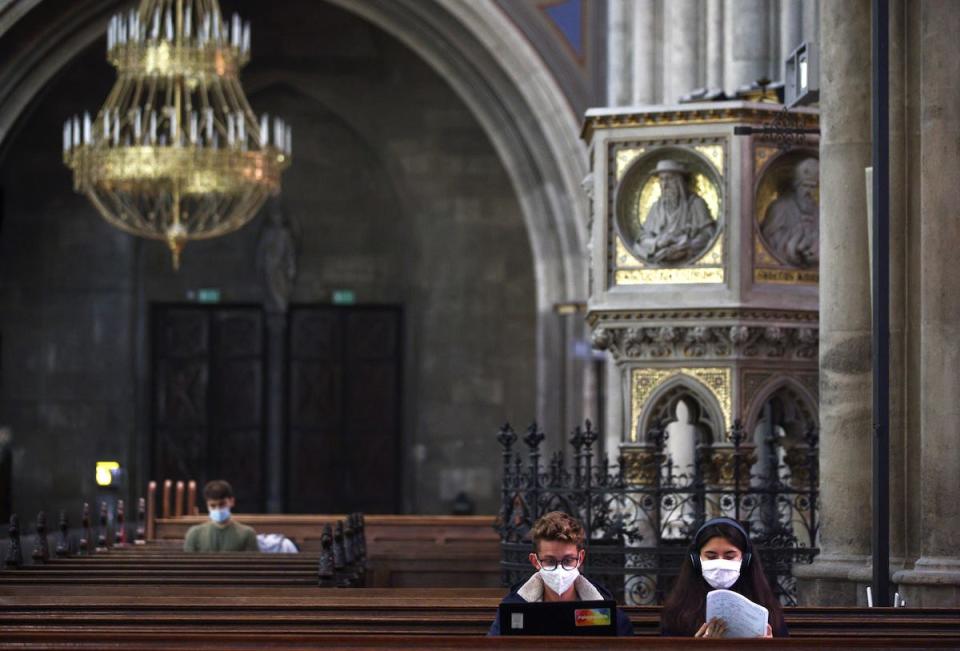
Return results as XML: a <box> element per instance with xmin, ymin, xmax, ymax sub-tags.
<box><xmin>0</xmin><ymin>0</ymin><xmax>588</xmax><ymax>518</ymax></box>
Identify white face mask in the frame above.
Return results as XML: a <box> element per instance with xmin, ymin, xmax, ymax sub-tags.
<box><xmin>539</xmin><ymin>565</ymin><xmax>580</xmax><ymax>596</ymax></box>
<box><xmin>701</xmin><ymin>558</ymin><xmax>741</xmax><ymax>589</ymax></box>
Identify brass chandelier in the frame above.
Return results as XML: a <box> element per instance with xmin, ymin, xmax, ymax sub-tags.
<box><xmin>63</xmin><ymin>0</ymin><xmax>291</xmax><ymax>269</ymax></box>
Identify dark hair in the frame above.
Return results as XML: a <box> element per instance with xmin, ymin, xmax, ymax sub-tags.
<box><xmin>203</xmin><ymin>480</ymin><xmax>234</xmax><ymax>502</ymax></box>
<box><xmin>531</xmin><ymin>511</ymin><xmax>586</xmax><ymax>551</ymax></box>
<box><xmin>661</xmin><ymin>521</ymin><xmax>786</xmax><ymax>637</ymax></box>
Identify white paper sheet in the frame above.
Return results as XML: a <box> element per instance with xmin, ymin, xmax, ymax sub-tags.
<box><xmin>705</xmin><ymin>589</ymin><xmax>769</xmax><ymax>638</ymax></box>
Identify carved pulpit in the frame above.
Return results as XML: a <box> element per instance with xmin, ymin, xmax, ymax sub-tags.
<box><xmin>582</xmin><ymin>101</ymin><xmax>820</xmax><ymax>506</ymax></box>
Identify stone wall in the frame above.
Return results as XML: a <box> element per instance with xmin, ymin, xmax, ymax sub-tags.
<box><xmin>0</xmin><ymin>1</ymin><xmax>536</xmax><ymax>520</ymax></box>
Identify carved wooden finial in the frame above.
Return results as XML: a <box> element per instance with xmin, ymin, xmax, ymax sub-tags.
<box><xmin>4</xmin><ymin>515</ymin><xmax>23</xmax><ymax>568</ymax></box>
<box><xmin>332</xmin><ymin>521</ymin><xmax>346</xmax><ymax>572</ymax></box>
<box><xmin>317</xmin><ymin>523</ymin><xmax>335</xmax><ymax>586</ymax></box>
<box><xmin>115</xmin><ymin>500</ymin><xmax>127</xmax><ymax>546</ymax></box>
<box><xmin>31</xmin><ymin>511</ymin><xmax>49</xmax><ymax>563</ymax></box>
<box><xmin>353</xmin><ymin>512</ymin><xmax>367</xmax><ymax>561</ymax></box>
<box><xmin>134</xmin><ymin>497</ymin><xmax>146</xmax><ymax>545</ymax></box>
<box><xmin>342</xmin><ymin>519</ymin><xmax>355</xmax><ymax>566</ymax></box>
<box><xmin>95</xmin><ymin>501</ymin><xmax>109</xmax><ymax>551</ymax></box>
<box><xmin>55</xmin><ymin>511</ymin><xmax>71</xmax><ymax>557</ymax></box>
<box><xmin>78</xmin><ymin>502</ymin><xmax>91</xmax><ymax>555</ymax></box>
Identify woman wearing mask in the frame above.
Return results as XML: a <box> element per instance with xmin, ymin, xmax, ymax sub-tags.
<box><xmin>487</xmin><ymin>511</ymin><xmax>634</xmax><ymax>636</ymax></box>
<box><xmin>661</xmin><ymin>517</ymin><xmax>787</xmax><ymax>637</ymax></box>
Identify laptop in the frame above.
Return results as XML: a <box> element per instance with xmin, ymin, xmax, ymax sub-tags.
<box><xmin>498</xmin><ymin>600</ymin><xmax>618</xmax><ymax>636</ymax></box>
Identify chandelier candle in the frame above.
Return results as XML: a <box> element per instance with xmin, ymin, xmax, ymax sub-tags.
<box><xmin>62</xmin><ymin>0</ymin><xmax>292</xmax><ymax>269</ymax></box>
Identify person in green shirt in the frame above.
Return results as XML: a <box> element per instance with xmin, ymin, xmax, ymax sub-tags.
<box><xmin>183</xmin><ymin>480</ymin><xmax>259</xmax><ymax>552</ymax></box>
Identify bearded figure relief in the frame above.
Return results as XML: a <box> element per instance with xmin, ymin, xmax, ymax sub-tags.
<box><xmin>633</xmin><ymin>159</ymin><xmax>717</xmax><ymax>265</ymax></box>
<box><xmin>761</xmin><ymin>157</ymin><xmax>819</xmax><ymax>268</ymax></box>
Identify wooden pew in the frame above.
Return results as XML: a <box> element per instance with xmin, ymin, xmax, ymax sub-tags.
<box><xmin>0</xmin><ymin>633</ymin><xmax>955</xmax><ymax>650</ymax></box>
<box><xmin>0</xmin><ymin>585</ymin><xmax>958</xmax><ymax>641</ymax></box>
<box><xmin>2</xmin><ymin>509</ymin><xmax>368</xmax><ymax>587</ymax></box>
<box><xmin>152</xmin><ymin>513</ymin><xmax>501</xmax><ymax>587</ymax></box>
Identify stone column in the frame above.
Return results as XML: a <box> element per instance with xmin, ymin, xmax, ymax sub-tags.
<box><xmin>801</xmin><ymin>0</ymin><xmax>819</xmax><ymax>45</ymax></box>
<box><xmin>602</xmin><ymin>358</ymin><xmax>624</xmax><ymax>460</ymax></box>
<box><xmin>607</xmin><ymin>0</ymin><xmax>634</xmax><ymax>106</ymax></box>
<box><xmin>723</xmin><ymin>0</ymin><xmax>771</xmax><ymax>94</ymax></box>
<box><xmin>631</xmin><ymin>0</ymin><xmax>658</xmax><ymax>105</ymax></box>
<box><xmin>886</xmin><ymin>0</ymin><xmax>908</xmax><ymax>577</ymax></box>
<box><xmin>705</xmin><ymin>0</ymin><xmax>724</xmax><ymax>91</ymax></box>
<box><xmin>662</xmin><ymin>0</ymin><xmax>701</xmax><ymax>103</ymax></box>
<box><xmin>893</xmin><ymin>0</ymin><xmax>960</xmax><ymax>606</ymax></box>
<box><xmin>780</xmin><ymin>0</ymin><xmax>804</xmax><ymax>59</ymax></box>
<box><xmin>264</xmin><ymin>312</ymin><xmax>287</xmax><ymax>513</ymax></box>
<box><xmin>793</xmin><ymin>0</ymin><xmax>872</xmax><ymax>605</ymax></box>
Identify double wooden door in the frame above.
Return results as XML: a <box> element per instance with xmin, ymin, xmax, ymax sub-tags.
<box><xmin>152</xmin><ymin>305</ymin><xmax>401</xmax><ymax>513</ymax></box>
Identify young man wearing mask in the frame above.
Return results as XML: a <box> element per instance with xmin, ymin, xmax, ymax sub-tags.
<box><xmin>487</xmin><ymin>510</ymin><xmax>634</xmax><ymax>636</ymax></box>
<box><xmin>183</xmin><ymin>480</ymin><xmax>259</xmax><ymax>552</ymax></box>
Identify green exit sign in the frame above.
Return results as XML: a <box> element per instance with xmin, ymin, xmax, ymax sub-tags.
<box><xmin>197</xmin><ymin>288</ymin><xmax>221</xmax><ymax>303</ymax></box>
<box><xmin>332</xmin><ymin>289</ymin><xmax>356</xmax><ymax>305</ymax></box>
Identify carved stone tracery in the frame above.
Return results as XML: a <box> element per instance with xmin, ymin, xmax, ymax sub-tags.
<box><xmin>593</xmin><ymin>324</ymin><xmax>819</xmax><ymax>362</ymax></box>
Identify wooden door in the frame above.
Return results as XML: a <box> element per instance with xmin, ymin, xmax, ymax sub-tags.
<box><xmin>152</xmin><ymin>306</ymin><xmax>265</xmax><ymax>511</ymax></box>
<box><xmin>286</xmin><ymin>306</ymin><xmax>402</xmax><ymax>513</ymax></box>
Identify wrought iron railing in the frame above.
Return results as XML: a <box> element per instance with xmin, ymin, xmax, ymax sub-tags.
<box><xmin>495</xmin><ymin>419</ymin><xmax>819</xmax><ymax>606</ymax></box>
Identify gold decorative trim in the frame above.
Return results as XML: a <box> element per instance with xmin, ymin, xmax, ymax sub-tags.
<box><xmin>109</xmin><ymin>43</ymin><xmax>248</xmax><ymax>81</ymax></box>
<box><xmin>616</xmin><ymin>267</ymin><xmax>724</xmax><ymax>285</ymax></box>
<box><xmin>630</xmin><ymin>367</ymin><xmax>733</xmax><ymax>442</ymax></box>
<box><xmin>66</xmin><ymin>145</ymin><xmax>288</xmax><ymax>195</ymax></box>
<box><xmin>754</xmin><ymin>268</ymin><xmax>820</xmax><ymax>284</ymax></box>
<box><xmin>582</xmin><ymin>103</ymin><xmax>819</xmax><ymax>142</ymax></box>
<box><xmin>753</xmin><ymin>145</ymin><xmax>779</xmax><ymax>174</ymax></box>
<box><xmin>695</xmin><ymin>144</ymin><xmax>724</xmax><ymax>176</ymax></box>
<box><xmin>615</xmin><ymin>147</ymin><xmax>645</xmax><ymax>181</ymax></box>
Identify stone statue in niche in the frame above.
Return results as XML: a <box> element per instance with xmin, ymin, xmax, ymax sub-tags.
<box><xmin>633</xmin><ymin>160</ymin><xmax>716</xmax><ymax>265</ymax></box>
<box><xmin>762</xmin><ymin>157</ymin><xmax>819</xmax><ymax>268</ymax></box>
<box><xmin>257</xmin><ymin>198</ymin><xmax>299</xmax><ymax>313</ymax></box>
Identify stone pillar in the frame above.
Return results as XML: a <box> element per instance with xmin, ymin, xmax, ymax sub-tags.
<box><xmin>801</xmin><ymin>0</ymin><xmax>819</xmax><ymax>45</ymax></box>
<box><xmin>893</xmin><ymin>0</ymin><xmax>960</xmax><ymax>606</ymax></box>
<box><xmin>264</xmin><ymin>312</ymin><xmax>286</xmax><ymax>513</ymax></box>
<box><xmin>602</xmin><ymin>359</ymin><xmax>624</xmax><ymax>461</ymax></box>
<box><xmin>662</xmin><ymin>0</ymin><xmax>701</xmax><ymax>103</ymax></box>
<box><xmin>723</xmin><ymin>0</ymin><xmax>771</xmax><ymax>94</ymax></box>
<box><xmin>705</xmin><ymin>0</ymin><xmax>724</xmax><ymax>90</ymax></box>
<box><xmin>631</xmin><ymin>0</ymin><xmax>658</xmax><ymax>105</ymax></box>
<box><xmin>607</xmin><ymin>0</ymin><xmax>634</xmax><ymax>106</ymax></box>
<box><xmin>780</xmin><ymin>0</ymin><xmax>804</xmax><ymax>59</ymax></box>
<box><xmin>793</xmin><ymin>0</ymin><xmax>872</xmax><ymax>605</ymax></box>
<box><xmin>886</xmin><ymin>0</ymin><xmax>908</xmax><ymax>575</ymax></box>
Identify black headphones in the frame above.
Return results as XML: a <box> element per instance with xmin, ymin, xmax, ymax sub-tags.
<box><xmin>688</xmin><ymin>517</ymin><xmax>753</xmax><ymax>572</ymax></box>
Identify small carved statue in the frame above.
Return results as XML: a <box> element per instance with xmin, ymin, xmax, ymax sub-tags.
<box><xmin>257</xmin><ymin>198</ymin><xmax>299</xmax><ymax>313</ymax></box>
<box><xmin>633</xmin><ymin>160</ymin><xmax>717</xmax><ymax>265</ymax></box>
<box><xmin>762</xmin><ymin>157</ymin><xmax>819</xmax><ymax>267</ymax></box>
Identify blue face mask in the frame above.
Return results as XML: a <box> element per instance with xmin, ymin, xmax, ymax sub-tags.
<box><xmin>209</xmin><ymin>506</ymin><xmax>231</xmax><ymax>524</ymax></box>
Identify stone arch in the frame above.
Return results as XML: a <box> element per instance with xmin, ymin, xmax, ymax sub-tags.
<box><xmin>0</xmin><ymin>0</ymin><xmax>589</xmax><ymax>436</ymax></box>
<box><xmin>743</xmin><ymin>376</ymin><xmax>818</xmax><ymax>438</ymax></box>
<box><xmin>637</xmin><ymin>373</ymin><xmax>727</xmax><ymax>446</ymax></box>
